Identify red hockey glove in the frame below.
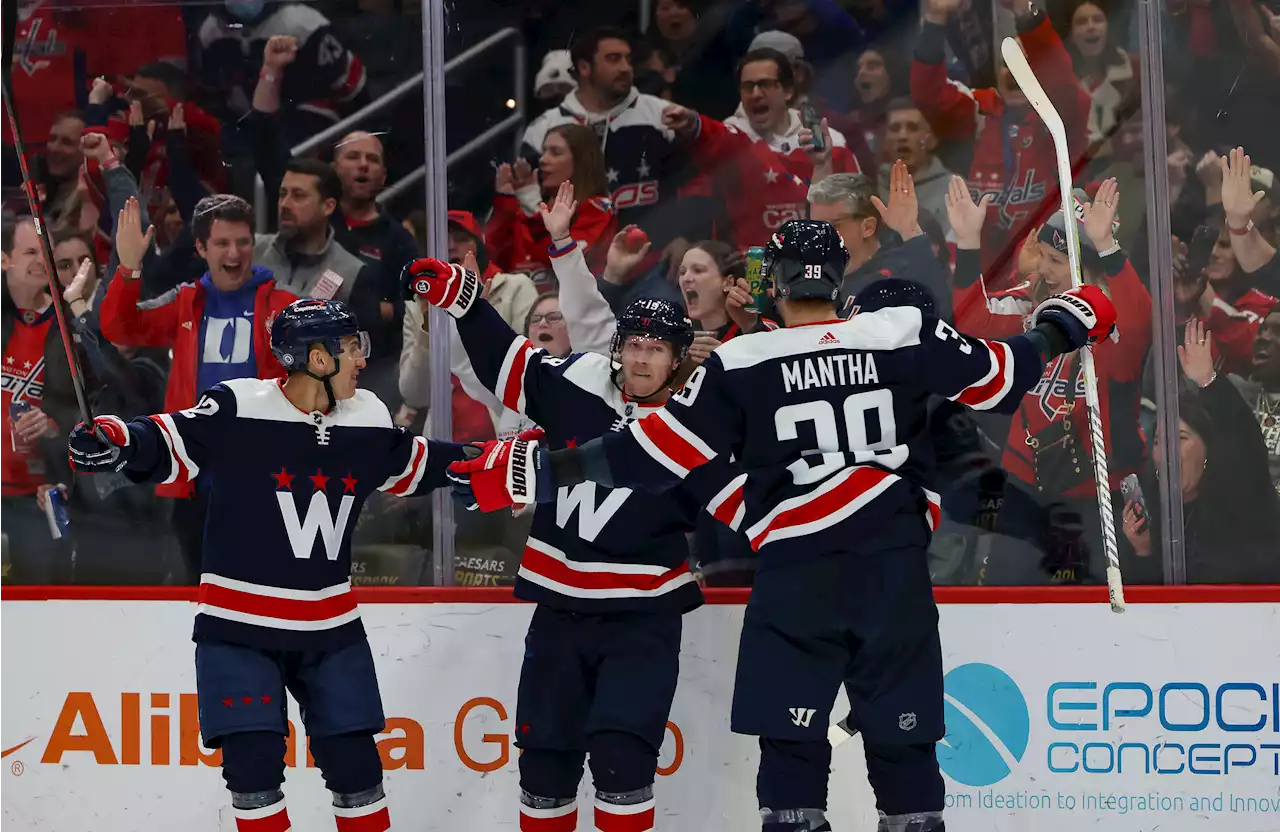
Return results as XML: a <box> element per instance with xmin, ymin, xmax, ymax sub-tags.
<box><xmin>400</xmin><ymin>257</ymin><xmax>482</xmax><ymax>318</ymax></box>
<box><xmin>1031</xmin><ymin>285</ymin><xmax>1117</xmax><ymax>349</ymax></box>
<box><xmin>447</xmin><ymin>437</ymin><xmax>552</xmax><ymax>512</ymax></box>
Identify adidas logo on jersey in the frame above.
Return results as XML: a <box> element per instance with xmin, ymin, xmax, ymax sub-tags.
<box><xmin>817</xmin><ymin>331</ymin><xmax>839</xmax><ymax>346</ymax></box>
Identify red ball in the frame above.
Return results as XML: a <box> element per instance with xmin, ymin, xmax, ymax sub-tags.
<box><xmin>624</xmin><ymin>227</ymin><xmax>649</xmax><ymax>252</ymax></box>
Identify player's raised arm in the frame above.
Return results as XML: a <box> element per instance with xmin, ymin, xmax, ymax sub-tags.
<box><xmin>401</xmin><ymin>254</ymin><xmax>563</xmax><ymax>428</ymax></box>
<box><xmin>916</xmin><ymin>278</ymin><xmax>1116</xmax><ymax>415</ymax></box>
<box><xmin>68</xmin><ymin>383</ymin><xmax>235</xmax><ymax>485</ymax></box>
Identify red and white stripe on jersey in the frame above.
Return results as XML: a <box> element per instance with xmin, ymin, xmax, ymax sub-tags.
<box><xmin>518</xmin><ymin>537</ymin><xmax>695</xmax><ymax>600</ymax></box>
<box><xmin>333</xmin><ymin>54</ymin><xmax>367</xmax><ymax>102</ymax></box>
<box><xmin>148</xmin><ymin>413</ymin><xmax>200</xmax><ymax>485</ymax></box>
<box><xmin>520</xmin><ymin>801</ymin><xmax>578</xmax><ymax>832</ymax></box>
<box><xmin>746</xmin><ymin>465</ymin><xmax>900</xmax><ymax>551</ymax></box>
<box><xmin>379</xmin><ymin>435</ymin><xmax>430</xmax><ymax>495</ymax></box>
<box><xmin>197</xmin><ymin>573</ymin><xmax>359</xmax><ymax>631</ymax></box>
<box><xmin>629</xmin><ymin>409</ymin><xmax>717</xmax><ymax>478</ymax></box>
<box><xmin>949</xmin><ymin>340</ymin><xmax>1015</xmax><ymax>411</ymax></box>
<box><xmin>497</xmin><ymin>337</ymin><xmax>536</xmax><ymax>413</ymax></box>
<box><xmin>706</xmin><ymin>473</ymin><xmax>747</xmax><ymax>531</ymax></box>
<box><xmin>595</xmin><ymin>797</ymin><xmax>655</xmax><ymax>832</ymax></box>
<box><xmin>333</xmin><ymin>795</ymin><xmax>390</xmax><ymax>832</ymax></box>
<box><xmin>233</xmin><ymin>800</ymin><xmax>291</xmax><ymax>832</ymax></box>
<box><xmin>924</xmin><ymin>488</ymin><xmax>942</xmax><ymax>532</ymax></box>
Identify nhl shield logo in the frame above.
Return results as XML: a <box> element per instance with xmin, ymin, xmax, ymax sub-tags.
<box><xmin>899</xmin><ymin>712</ymin><xmax>918</xmax><ymax>731</ymax></box>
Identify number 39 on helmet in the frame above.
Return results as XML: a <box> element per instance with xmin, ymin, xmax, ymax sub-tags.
<box><xmin>762</xmin><ymin>219</ymin><xmax>848</xmax><ymax>302</ymax></box>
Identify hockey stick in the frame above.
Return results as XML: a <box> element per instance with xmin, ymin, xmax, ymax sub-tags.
<box><xmin>3</xmin><ymin>1</ymin><xmax>96</xmax><ymax>429</ymax></box>
<box><xmin>1001</xmin><ymin>37</ymin><xmax>1126</xmax><ymax>614</ymax></box>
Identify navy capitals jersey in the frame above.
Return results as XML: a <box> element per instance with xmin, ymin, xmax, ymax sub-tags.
<box><xmin>599</xmin><ymin>306</ymin><xmax>1049</xmax><ymax>558</ymax></box>
<box><xmin>455</xmin><ymin>294</ymin><xmax>742</xmax><ymax>614</ymax></box>
<box><xmin>522</xmin><ymin>89</ymin><xmax>687</xmax><ymax>247</ymax></box>
<box><xmin>120</xmin><ymin>378</ymin><xmax>463</xmax><ymax>650</ymax></box>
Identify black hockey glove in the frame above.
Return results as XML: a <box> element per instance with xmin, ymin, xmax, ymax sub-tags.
<box><xmin>68</xmin><ymin>416</ymin><xmax>135</xmax><ymax>473</ymax></box>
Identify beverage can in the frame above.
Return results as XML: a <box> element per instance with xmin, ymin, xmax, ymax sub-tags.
<box><xmin>745</xmin><ymin>247</ymin><xmax>766</xmax><ymax>313</ymax></box>
<box><xmin>43</xmin><ymin>486</ymin><xmax>71</xmax><ymax>540</ymax></box>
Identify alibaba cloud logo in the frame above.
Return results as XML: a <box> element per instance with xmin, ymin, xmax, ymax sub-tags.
<box><xmin>937</xmin><ymin>663</ymin><xmax>1029</xmax><ymax>787</ymax></box>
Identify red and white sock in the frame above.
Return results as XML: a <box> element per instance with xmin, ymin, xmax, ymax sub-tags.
<box><xmin>233</xmin><ymin>800</ymin><xmax>291</xmax><ymax>832</ymax></box>
<box><xmin>520</xmin><ymin>800</ymin><xmax>578</xmax><ymax>831</ymax></box>
<box><xmin>334</xmin><ymin>793</ymin><xmax>392</xmax><ymax>832</ymax></box>
<box><xmin>595</xmin><ymin>796</ymin><xmax>655</xmax><ymax>832</ymax></box>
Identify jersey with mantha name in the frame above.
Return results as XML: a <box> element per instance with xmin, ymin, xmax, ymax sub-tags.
<box><xmin>597</xmin><ymin>307</ymin><xmax>1051</xmax><ymax>557</ymax></box>
<box><xmin>116</xmin><ymin>378</ymin><xmax>465</xmax><ymax>650</ymax></box>
<box><xmin>453</xmin><ymin>278</ymin><xmax>743</xmax><ymax>614</ymax></box>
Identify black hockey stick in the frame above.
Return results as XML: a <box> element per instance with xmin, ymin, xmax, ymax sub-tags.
<box><xmin>3</xmin><ymin>1</ymin><xmax>96</xmax><ymax>429</ymax></box>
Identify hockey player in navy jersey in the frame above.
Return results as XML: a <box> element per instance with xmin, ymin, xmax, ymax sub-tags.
<box><xmin>67</xmin><ymin>299</ymin><xmax>469</xmax><ymax>832</ymax></box>
<box><xmin>401</xmin><ymin>224</ymin><xmax>746</xmax><ymax>832</ymax></box>
<box><xmin>447</xmin><ymin>215</ymin><xmax>1118</xmax><ymax>831</ymax></box>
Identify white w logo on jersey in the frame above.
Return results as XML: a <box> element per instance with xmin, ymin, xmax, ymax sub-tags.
<box><xmin>555</xmin><ymin>482</ymin><xmax>633</xmax><ymax>543</ymax></box>
<box><xmin>789</xmin><ymin>707</ymin><xmax>817</xmax><ymax>727</ymax></box>
<box><xmin>276</xmin><ymin>492</ymin><xmax>356</xmax><ymax>560</ymax></box>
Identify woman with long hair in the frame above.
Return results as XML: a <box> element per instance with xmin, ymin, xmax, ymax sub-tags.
<box><xmin>947</xmin><ymin>175</ymin><xmax>1153</xmax><ymax>585</ymax></box>
<box><xmin>486</xmin><ymin>123</ymin><xmax>617</xmax><ymax>275</ymax></box>
<box><xmin>1063</xmin><ymin>0</ymin><xmax>1139</xmax><ymax>148</ymax></box>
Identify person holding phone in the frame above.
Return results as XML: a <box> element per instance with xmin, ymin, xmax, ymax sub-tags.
<box><xmin>1123</xmin><ymin>320</ymin><xmax>1280</xmax><ymax>581</ymax></box>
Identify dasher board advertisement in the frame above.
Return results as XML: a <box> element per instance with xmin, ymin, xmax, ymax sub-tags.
<box><xmin>2</xmin><ymin>600</ymin><xmax>1277</xmax><ymax>830</ymax></box>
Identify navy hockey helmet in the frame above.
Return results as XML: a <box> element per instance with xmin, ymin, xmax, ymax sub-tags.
<box><xmin>762</xmin><ymin>219</ymin><xmax>848</xmax><ymax>302</ymax></box>
<box><xmin>610</xmin><ymin>298</ymin><xmax>695</xmax><ymax>361</ymax></box>
<box><xmin>853</xmin><ymin>277</ymin><xmax>936</xmax><ymax>317</ymax></box>
<box><xmin>270</xmin><ymin>298</ymin><xmax>367</xmax><ymax>372</ymax></box>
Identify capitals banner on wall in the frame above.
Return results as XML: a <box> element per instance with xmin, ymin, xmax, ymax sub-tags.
<box><xmin>2</xmin><ymin>600</ymin><xmax>1277</xmax><ymax>830</ymax></box>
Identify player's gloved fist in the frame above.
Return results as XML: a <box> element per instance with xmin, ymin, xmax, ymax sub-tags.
<box><xmin>1031</xmin><ymin>285</ymin><xmax>1117</xmax><ymax>350</ymax></box>
<box><xmin>67</xmin><ymin>415</ymin><xmax>134</xmax><ymax>473</ymax></box>
<box><xmin>447</xmin><ymin>437</ymin><xmax>553</xmax><ymax>512</ymax></box>
<box><xmin>400</xmin><ymin>257</ymin><xmax>482</xmax><ymax>318</ymax></box>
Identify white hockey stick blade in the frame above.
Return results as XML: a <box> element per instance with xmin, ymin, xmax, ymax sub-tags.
<box><xmin>1002</xmin><ymin>37</ymin><xmax>1127</xmax><ymax>614</ymax></box>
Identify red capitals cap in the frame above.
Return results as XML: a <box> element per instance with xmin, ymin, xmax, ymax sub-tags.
<box><xmin>447</xmin><ymin>210</ymin><xmax>484</xmax><ymax>241</ymax></box>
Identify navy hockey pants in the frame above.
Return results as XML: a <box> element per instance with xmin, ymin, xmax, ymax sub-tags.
<box><xmin>515</xmin><ymin>606</ymin><xmax>681</xmax><ymax>797</ymax></box>
<box><xmin>196</xmin><ymin>638</ymin><xmax>385</xmax><ymax>746</ymax></box>
<box><xmin>732</xmin><ymin>510</ymin><xmax>945</xmax><ymax>815</ymax></box>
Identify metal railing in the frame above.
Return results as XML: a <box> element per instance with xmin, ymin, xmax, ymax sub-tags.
<box><xmin>253</xmin><ymin>27</ymin><xmax>525</xmax><ymax>227</ymax></box>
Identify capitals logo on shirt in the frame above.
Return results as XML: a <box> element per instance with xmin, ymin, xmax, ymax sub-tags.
<box><xmin>1029</xmin><ymin>355</ymin><xmax>1083</xmax><ymax>420</ymax></box>
<box><xmin>2</xmin><ymin>355</ymin><xmax>45</xmax><ymax>403</ymax></box>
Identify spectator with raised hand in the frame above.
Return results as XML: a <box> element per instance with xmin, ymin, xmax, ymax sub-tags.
<box><xmin>1179</xmin><ymin>222</ymin><xmax>1277</xmax><ymax>377</ymax></box>
<box><xmin>1124</xmin><ymin>320</ymin><xmax>1280</xmax><ymax>582</ymax></box>
<box><xmin>1221</xmin><ymin>146</ymin><xmax>1280</xmax><ymax>297</ymax></box>
<box><xmin>538</xmin><ymin>181</ymin><xmax>623</xmax><ymax>356</ymax></box>
<box><xmin>877</xmin><ymin>97</ymin><xmax>954</xmax><ymax>238</ymax></box>
<box><xmin>948</xmin><ymin>176</ymin><xmax>1153</xmax><ymax>585</ymax></box>
<box><xmin>1064</xmin><ymin>1</ymin><xmax>1139</xmax><ymax>148</ymax></box>
<box><xmin>486</xmin><ymin>125</ymin><xmax>618</xmax><ymax>275</ymax></box>
<box><xmin>520</xmin><ymin>27</ymin><xmax>700</xmax><ymax>260</ymax></box>
<box><xmin>98</xmin><ymin>196</ymin><xmax>297</xmax><ymax>583</ymax></box>
<box><xmin>197</xmin><ymin>0</ymin><xmax>367</xmax><ymax>143</ymax></box>
<box><xmin>807</xmin><ymin>163</ymin><xmax>952</xmax><ymax>318</ymax></box>
<box><xmin>660</xmin><ymin>49</ymin><xmax>858</xmax><ymax>251</ymax></box>
<box><xmin>913</xmin><ymin>0</ymin><xmax>1090</xmax><ymax>285</ymax></box>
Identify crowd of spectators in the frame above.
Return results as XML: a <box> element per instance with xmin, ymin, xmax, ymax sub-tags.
<box><xmin>3</xmin><ymin>0</ymin><xmax>1279</xmax><ymax>588</ymax></box>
